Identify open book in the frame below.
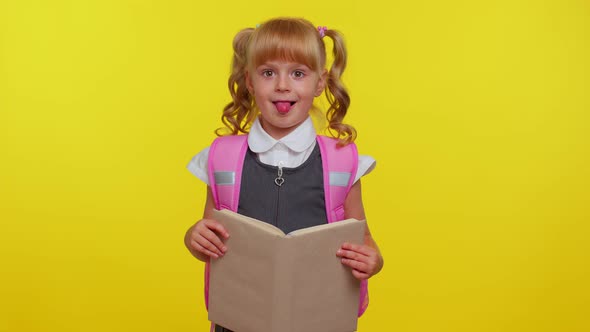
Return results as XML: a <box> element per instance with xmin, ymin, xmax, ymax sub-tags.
<box><xmin>208</xmin><ymin>209</ymin><xmax>365</xmax><ymax>332</ymax></box>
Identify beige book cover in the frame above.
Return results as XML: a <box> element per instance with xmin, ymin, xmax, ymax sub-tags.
<box><xmin>208</xmin><ymin>209</ymin><xmax>365</xmax><ymax>332</ymax></box>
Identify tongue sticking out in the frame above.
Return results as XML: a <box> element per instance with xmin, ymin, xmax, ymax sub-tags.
<box><xmin>275</xmin><ymin>102</ymin><xmax>292</xmax><ymax>114</ymax></box>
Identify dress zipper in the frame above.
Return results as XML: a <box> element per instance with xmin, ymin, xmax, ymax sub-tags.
<box><xmin>274</xmin><ymin>162</ymin><xmax>284</xmax><ymax>225</ymax></box>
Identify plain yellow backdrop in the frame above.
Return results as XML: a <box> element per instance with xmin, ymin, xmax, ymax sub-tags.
<box><xmin>1</xmin><ymin>1</ymin><xmax>589</xmax><ymax>331</ymax></box>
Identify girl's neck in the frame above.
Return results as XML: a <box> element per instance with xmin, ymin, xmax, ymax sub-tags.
<box><xmin>259</xmin><ymin>117</ymin><xmax>306</xmax><ymax>140</ymax></box>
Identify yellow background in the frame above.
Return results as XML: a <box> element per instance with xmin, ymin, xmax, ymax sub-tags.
<box><xmin>1</xmin><ymin>1</ymin><xmax>589</xmax><ymax>331</ymax></box>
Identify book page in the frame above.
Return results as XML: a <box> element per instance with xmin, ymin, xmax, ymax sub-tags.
<box><xmin>215</xmin><ymin>209</ymin><xmax>286</xmax><ymax>236</ymax></box>
<box><xmin>287</xmin><ymin>218</ymin><xmax>361</xmax><ymax>237</ymax></box>
<box><xmin>208</xmin><ymin>209</ymin><xmax>284</xmax><ymax>331</ymax></box>
<box><xmin>285</xmin><ymin>219</ymin><xmax>365</xmax><ymax>332</ymax></box>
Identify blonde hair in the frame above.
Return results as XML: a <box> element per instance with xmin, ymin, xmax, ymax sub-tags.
<box><xmin>217</xmin><ymin>17</ymin><xmax>356</xmax><ymax>144</ymax></box>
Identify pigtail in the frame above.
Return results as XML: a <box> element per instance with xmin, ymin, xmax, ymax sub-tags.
<box><xmin>216</xmin><ymin>28</ymin><xmax>257</xmax><ymax>136</ymax></box>
<box><xmin>323</xmin><ymin>29</ymin><xmax>356</xmax><ymax>145</ymax></box>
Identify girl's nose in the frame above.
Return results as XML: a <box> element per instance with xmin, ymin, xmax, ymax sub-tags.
<box><xmin>275</xmin><ymin>74</ymin><xmax>290</xmax><ymax>92</ymax></box>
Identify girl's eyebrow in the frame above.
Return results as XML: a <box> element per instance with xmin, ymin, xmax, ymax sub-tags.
<box><xmin>256</xmin><ymin>63</ymin><xmax>277</xmax><ymax>70</ymax></box>
<box><xmin>259</xmin><ymin>61</ymin><xmax>310</xmax><ymax>69</ymax></box>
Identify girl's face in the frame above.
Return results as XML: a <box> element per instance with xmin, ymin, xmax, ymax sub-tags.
<box><xmin>246</xmin><ymin>60</ymin><xmax>326</xmax><ymax>140</ymax></box>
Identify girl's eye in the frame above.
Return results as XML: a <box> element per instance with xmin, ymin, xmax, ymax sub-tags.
<box><xmin>293</xmin><ymin>70</ymin><xmax>305</xmax><ymax>78</ymax></box>
<box><xmin>262</xmin><ymin>70</ymin><xmax>274</xmax><ymax>77</ymax></box>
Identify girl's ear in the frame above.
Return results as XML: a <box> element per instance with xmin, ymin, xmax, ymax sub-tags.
<box><xmin>315</xmin><ymin>69</ymin><xmax>328</xmax><ymax>97</ymax></box>
<box><xmin>246</xmin><ymin>70</ymin><xmax>254</xmax><ymax>94</ymax></box>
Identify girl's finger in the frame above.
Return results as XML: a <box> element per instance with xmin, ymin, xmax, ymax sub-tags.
<box><xmin>337</xmin><ymin>248</ymin><xmax>367</xmax><ymax>262</ymax></box>
<box><xmin>196</xmin><ymin>230</ymin><xmax>226</xmax><ymax>256</ymax></box>
<box><xmin>341</xmin><ymin>243</ymin><xmax>373</xmax><ymax>256</ymax></box>
<box><xmin>341</xmin><ymin>258</ymin><xmax>368</xmax><ymax>273</ymax></box>
<box><xmin>351</xmin><ymin>269</ymin><xmax>370</xmax><ymax>280</ymax></box>
<box><xmin>205</xmin><ymin>220</ymin><xmax>230</xmax><ymax>239</ymax></box>
<box><xmin>191</xmin><ymin>240</ymin><xmax>219</xmax><ymax>259</ymax></box>
<box><xmin>199</xmin><ymin>227</ymin><xmax>228</xmax><ymax>254</ymax></box>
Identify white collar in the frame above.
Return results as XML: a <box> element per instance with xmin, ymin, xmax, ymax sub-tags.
<box><xmin>248</xmin><ymin>116</ymin><xmax>317</xmax><ymax>153</ymax></box>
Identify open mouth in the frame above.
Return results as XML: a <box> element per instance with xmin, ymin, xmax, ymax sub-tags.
<box><xmin>273</xmin><ymin>101</ymin><xmax>296</xmax><ymax>114</ymax></box>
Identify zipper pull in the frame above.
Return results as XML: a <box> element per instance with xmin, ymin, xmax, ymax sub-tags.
<box><xmin>275</xmin><ymin>161</ymin><xmax>285</xmax><ymax>186</ymax></box>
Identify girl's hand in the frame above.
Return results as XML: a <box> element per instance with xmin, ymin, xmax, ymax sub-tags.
<box><xmin>184</xmin><ymin>218</ymin><xmax>230</xmax><ymax>262</ymax></box>
<box><xmin>336</xmin><ymin>242</ymin><xmax>383</xmax><ymax>280</ymax></box>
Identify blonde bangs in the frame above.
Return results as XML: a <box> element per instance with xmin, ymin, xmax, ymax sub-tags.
<box><xmin>247</xmin><ymin>18</ymin><xmax>325</xmax><ymax>71</ymax></box>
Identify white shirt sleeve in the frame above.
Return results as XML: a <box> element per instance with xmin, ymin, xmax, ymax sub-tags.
<box><xmin>187</xmin><ymin>146</ymin><xmax>375</xmax><ymax>186</ymax></box>
<box><xmin>187</xmin><ymin>146</ymin><xmax>210</xmax><ymax>185</ymax></box>
<box><xmin>355</xmin><ymin>155</ymin><xmax>376</xmax><ymax>184</ymax></box>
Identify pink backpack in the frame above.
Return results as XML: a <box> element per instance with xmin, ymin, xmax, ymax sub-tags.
<box><xmin>205</xmin><ymin>135</ymin><xmax>369</xmax><ymax>317</ymax></box>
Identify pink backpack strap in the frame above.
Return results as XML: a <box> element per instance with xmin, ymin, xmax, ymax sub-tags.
<box><xmin>316</xmin><ymin>135</ymin><xmax>369</xmax><ymax>316</ymax></box>
<box><xmin>207</xmin><ymin>135</ymin><xmax>249</xmax><ymax>212</ymax></box>
<box><xmin>204</xmin><ymin>135</ymin><xmax>248</xmax><ymax>312</ymax></box>
<box><xmin>316</xmin><ymin>136</ymin><xmax>358</xmax><ymax>223</ymax></box>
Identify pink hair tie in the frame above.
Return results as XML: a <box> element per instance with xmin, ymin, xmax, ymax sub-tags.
<box><xmin>317</xmin><ymin>26</ymin><xmax>328</xmax><ymax>38</ymax></box>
